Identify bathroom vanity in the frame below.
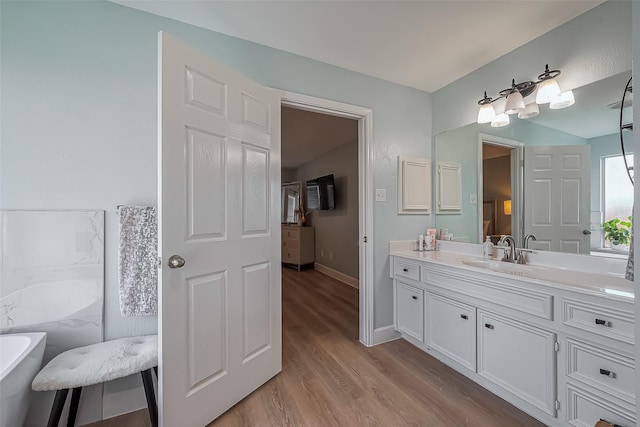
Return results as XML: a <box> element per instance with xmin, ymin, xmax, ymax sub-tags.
<box><xmin>390</xmin><ymin>241</ymin><xmax>635</xmax><ymax>427</ymax></box>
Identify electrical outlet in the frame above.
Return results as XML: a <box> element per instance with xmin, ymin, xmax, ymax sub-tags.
<box><xmin>320</xmin><ymin>250</ymin><xmax>324</xmax><ymax>257</ymax></box>
<box><xmin>375</xmin><ymin>189</ymin><xmax>387</xmax><ymax>202</ymax></box>
<box><xmin>469</xmin><ymin>194</ymin><xmax>478</xmax><ymax>205</ymax></box>
<box><xmin>329</xmin><ymin>252</ymin><xmax>333</xmax><ymax>260</ymax></box>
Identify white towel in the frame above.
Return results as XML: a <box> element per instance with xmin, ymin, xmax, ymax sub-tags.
<box><xmin>118</xmin><ymin>206</ymin><xmax>158</xmax><ymax>316</ymax></box>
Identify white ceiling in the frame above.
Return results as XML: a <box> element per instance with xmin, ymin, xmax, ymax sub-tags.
<box><xmin>112</xmin><ymin>0</ymin><xmax>604</xmax><ymax>93</ymax></box>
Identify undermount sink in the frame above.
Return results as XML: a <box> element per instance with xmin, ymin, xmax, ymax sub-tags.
<box><xmin>461</xmin><ymin>259</ymin><xmax>544</xmax><ymax>275</ymax></box>
<box><xmin>460</xmin><ymin>258</ymin><xmax>631</xmax><ymax>296</ymax></box>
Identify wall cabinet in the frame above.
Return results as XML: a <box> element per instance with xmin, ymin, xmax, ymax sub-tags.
<box><xmin>397</xmin><ymin>156</ymin><xmax>431</xmax><ymax>215</ymax></box>
<box><xmin>281</xmin><ymin>226</ymin><xmax>315</xmax><ymax>270</ymax></box>
<box><xmin>477</xmin><ymin>310</ymin><xmax>557</xmax><ymax>417</ymax></box>
<box><xmin>425</xmin><ymin>292</ymin><xmax>475</xmax><ymax>371</ymax></box>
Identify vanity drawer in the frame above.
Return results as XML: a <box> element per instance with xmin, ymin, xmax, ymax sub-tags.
<box><xmin>566</xmin><ymin>384</ymin><xmax>635</xmax><ymax>427</ymax></box>
<box><xmin>562</xmin><ymin>298</ymin><xmax>634</xmax><ymax>344</ymax></box>
<box><xmin>394</xmin><ymin>259</ymin><xmax>420</xmax><ymax>282</ymax></box>
<box><xmin>567</xmin><ymin>338</ymin><xmax>635</xmax><ymax>404</ymax></box>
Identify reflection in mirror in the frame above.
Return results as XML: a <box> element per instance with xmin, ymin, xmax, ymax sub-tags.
<box><xmin>281</xmin><ymin>181</ymin><xmax>301</xmax><ymax>224</ymax></box>
<box><xmin>435</xmin><ymin>70</ymin><xmax>633</xmax><ymax>257</ymax></box>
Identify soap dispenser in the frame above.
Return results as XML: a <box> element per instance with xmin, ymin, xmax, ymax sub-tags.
<box><xmin>483</xmin><ymin>236</ymin><xmax>494</xmax><ymax>259</ymax></box>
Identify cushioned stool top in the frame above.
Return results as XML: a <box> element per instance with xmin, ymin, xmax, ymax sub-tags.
<box><xmin>32</xmin><ymin>335</ymin><xmax>157</xmax><ymax>391</ymax></box>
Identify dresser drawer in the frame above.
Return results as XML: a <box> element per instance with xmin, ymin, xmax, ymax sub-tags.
<box><xmin>282</xmin><ymin>227</ymin><xmax>300</xmax><ymax>240</ymax></box>
<box><xmin>283</xmin><ymin>248</ymin><xmax>299</xmax><ymax>264</ymax></box>
<box><xmin>282</xmin><ymin>238</ymin><xmax>297</xmax><ymax>250</ymax></box>
<box><xmin>566</xmin><ymin>384</ymin><xmax>635</xmax><ymax>427</ymax></box>
<box><xmin>393</xmin><ymin>259</ymin><xmax>420</xmax><ymax>282</ymax></box>
<box><xmin>562</xmin><ymin>298</ymin><xmax>634</xmax><ymax>344</ymax></box>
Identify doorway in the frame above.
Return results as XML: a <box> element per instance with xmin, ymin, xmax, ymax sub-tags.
<box><xmin>279</xmin><ymin>91</ymin><xmax>374</xmax><ymax>346</ymax></box>
<box><xmin>477</xmin><ymin>134</ymin><xmax>523</xmax><ymax>246</ymax></box>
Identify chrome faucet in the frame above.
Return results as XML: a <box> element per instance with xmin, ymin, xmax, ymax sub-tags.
<box><xmin>498</xmin><ymin>235</ymin><xmax>516</xmax><ymax>262</ymax></box>
<box><xmin>523</xmin><ymin>233</ymin><xmax>537</xmax><ymax>249</ymax></box>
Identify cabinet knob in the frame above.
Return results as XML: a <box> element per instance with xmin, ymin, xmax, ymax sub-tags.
<box><xmin>412</xmin><ymin>295</ymin><xmax>418</xmax><ymax>300</ymax></box>
<box><xmin>484</xmin><ymin>323</ymin><xmax>494</xmax><ymax>330</ymax></box>
<box><xmin>599</xmin><ymin>368</ymin><xmax>615</xmax><ymax>378</ymax></box>
<box><xmin>460</xmin><ymin>314</ymin><xmax>468</xmax><ymax>320</ymax></box>
<box><xmin>595</xmin><ymin>318</ymin><xmax>612</xmax><ymax>327</ymax></box>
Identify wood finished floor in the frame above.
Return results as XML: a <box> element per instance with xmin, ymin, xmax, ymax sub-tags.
<box><xmin>89</xmin><ymin>268</ymin><xmax>545</xmax><ymax>427</ymax></box>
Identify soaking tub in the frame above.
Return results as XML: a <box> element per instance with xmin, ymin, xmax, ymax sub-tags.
<box><xmin>0</xmin><ymin>332</ymin><xmax>47</xmax><ymax>427</ymax></box>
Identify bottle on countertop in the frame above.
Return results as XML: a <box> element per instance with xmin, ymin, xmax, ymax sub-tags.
<box><xmin>483</xmin><ymin>236</ymin><xmax>494</xmax><ymax>259</ymax></box>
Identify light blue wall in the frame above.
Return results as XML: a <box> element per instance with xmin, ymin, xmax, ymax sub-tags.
<box><xmin>1</xmin><ymin>0</ymin><xmax>432</xmax><ymax>341</ymax></box>
<box><xmin>433</xmin><ymin>1</ymin><xmax>632</xmax><ymax>135</ymax></box>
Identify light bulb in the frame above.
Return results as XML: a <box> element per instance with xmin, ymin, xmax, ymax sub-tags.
<box><xmin>491</xmin><ymin>113</ymin><xmax>509</xmax><ymax>128</ymax></box>
<box><xmin>477</xmin><ymin>103</ymin><xmax>496</xmax><ymax>124</ymax></box>
<box><xmin>549</xmin><ymin>90</ymin><xmax>575</xmax><ymax>109</ymax></box>
<box><xmin>536</xmin><ymin>78</ymin><xmax>561</xmax><ymax>104</ymax></box>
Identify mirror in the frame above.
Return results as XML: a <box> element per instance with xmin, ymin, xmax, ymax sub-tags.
<box><xmin>435</xmin><ymin>70</ymin><xmax>633</xmax><ymax>257</ymax></box>
<box><xmin>281</xmin><ymin>181</ymin><xmax>302</xmax><ymax>224</ymax></box>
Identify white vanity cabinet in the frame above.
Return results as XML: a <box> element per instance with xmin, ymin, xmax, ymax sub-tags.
<box><xmin>477</xmin><ymin>310</ymin><xmax>557</xmax><ymax>417</ymax></box>
<box><xmin>425</xmin><ymin>292</ymin><xmax>476</xmax><ymax>371</ymax></box>
<box><xmin>395</xmin><ymin>281</ymin><xmax>424</xmax><ymax>343</ymax></box>
<box><xmin>389</xmin><ymin>251</ymin><xmax>635</xmax><ymax>427</ymax></box>
<box><xmin>561</xmin><ymin>296</ymin><xmax>636</xmax><ymax>427</ymax></box>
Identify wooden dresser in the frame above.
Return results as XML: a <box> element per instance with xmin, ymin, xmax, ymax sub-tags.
<box><xmin>281</xmin><ymin>226</ymin><xmax>315</xmax><ymax>270</ymax></box>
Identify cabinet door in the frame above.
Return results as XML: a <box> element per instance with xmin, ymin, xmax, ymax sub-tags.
<box><xmin>478</xmin><ymin>311</ymin><xmax>557</xmax><ymax>416</ymax></box>
<box><xmin>395</xmin><ymin>282</ymin><xmax>424</xmax><ymax>342</ymax></box>
<box><xmin>397</xmin><ymin>156</ymin><xmax>431</xmax><ymax>214</ymax></box>
<box><xmin>426</xmin><ymin>293</ymin><xmax>476</xmax><ymax>371</ymax></box>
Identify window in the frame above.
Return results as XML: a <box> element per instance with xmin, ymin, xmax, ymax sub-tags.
<box><xmin>602</xmin><ymin>154</ymin><xmax>633</xmax><ymax>247</ymax></box>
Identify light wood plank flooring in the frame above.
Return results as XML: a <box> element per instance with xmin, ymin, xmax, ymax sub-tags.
<box><xmin>88</xmin><ymin>268</ymin><xmax>544</xmax><ymax>427</ymax></box>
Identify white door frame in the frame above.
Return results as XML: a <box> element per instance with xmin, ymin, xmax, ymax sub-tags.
<box><xmin>277</xmin><ymin>90</ymin><xmax>375</xmax><ymax>347</ymax></box>
<box><xmin>477</xmin><ymin>133</ymin><xmax>524</xmax><ymax>245</ymax></box>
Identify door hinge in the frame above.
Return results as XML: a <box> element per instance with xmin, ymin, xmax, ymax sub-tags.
<box><xmin>554</xmin><ymin>400</ymin><xmax>560</xmax><ymax>411</ymax></box>
<box><xmin>554</xmin><ymin>341</ymin><xmax>560</xmax><ymax>352</ymax></box>
<box><xmin>364</xmin><ymin>236</ymin><xmax>367</xmax><ymax>243</ymax></box>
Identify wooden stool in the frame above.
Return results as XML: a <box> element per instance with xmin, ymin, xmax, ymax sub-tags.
<box><xmin>32</xmin><ymin>335</ymin><xmax>158</xmax><ymax>427</ymax></box>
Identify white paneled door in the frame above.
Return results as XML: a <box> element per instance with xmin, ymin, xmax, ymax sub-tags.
<box><xmin>158</xmin><ymin>32</ymin><xmax>281</xmax><ymax>426</ymax></box>
<box><xmin>524</xmin><ymin>145</ymin><xmax>590</xmax><ymax>254</ymax></box>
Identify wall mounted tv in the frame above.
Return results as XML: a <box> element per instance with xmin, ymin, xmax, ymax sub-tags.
<box><xmin>306</xmin><ymin>174</ymin><xmax>336</xmax><ymax>211</ymax></box>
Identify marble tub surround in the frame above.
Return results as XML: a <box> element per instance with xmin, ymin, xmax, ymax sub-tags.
<box><xmin>0</xmin><ymin>210</ymin><xmax>105</xmax><ymax>427</ymax></box>
<box><xmin>389</xmin><ymin>240</ymin><xmax>632</xmax><ymax>300</ymax></box>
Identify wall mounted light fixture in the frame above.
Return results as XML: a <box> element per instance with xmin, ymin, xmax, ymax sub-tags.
<box><xmin>477</xmin><ymin>65</ymin><xmax>575</xmax><ymax>128</ymax></box>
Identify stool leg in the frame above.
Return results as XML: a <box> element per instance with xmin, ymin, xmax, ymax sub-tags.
<box><xmin>47</xmin><ymin>389</ymin><xmax>69</xmax><ymax>427</ymax></box>
<box><xmin>67</xmin><ymin>387</ymin><xmax>82</xmax><ymax>427</ymax></box>
<box><xmin>141</xmin><ymin>369</ymin><xmax>158</xmax><ymax>427</ymax></box>
<box><xmin>153</xmin><ymin>366</ymin><xmax>158</xmax><ymax>378</ymax></box>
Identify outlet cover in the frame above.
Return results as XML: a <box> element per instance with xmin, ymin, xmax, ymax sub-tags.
<box><xmin>469</xmin><ymin>194</ymin><xmax>478</xmax><ymax>205</ymax></box>
<box><xmin>376</xmin><ymin>189</ymin><xmax>387</xmax><ymax>202</ymax></box>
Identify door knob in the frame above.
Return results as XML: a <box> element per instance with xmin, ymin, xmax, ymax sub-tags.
<box><xmin>583</xmin><ymin>230</ymin><xmax>592</xmax><ymax>235</ymax></box>
<box><xmin>168</xmin><ymin>255</ymin><xmax>186</xmax><ymax>269</ymax></box>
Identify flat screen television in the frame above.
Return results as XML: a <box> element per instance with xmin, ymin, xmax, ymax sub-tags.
<box><xmin>306</xmin><ymin>174</ymin><xmax>335</xmax><ymax>210</ymax></box>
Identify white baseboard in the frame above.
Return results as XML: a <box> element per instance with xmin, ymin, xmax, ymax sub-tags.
<box><xmin>314</xmin><ymin>263</ymin><xmax>359</xmax><ymax>288</ymax></box>
<box><xmin>373</xmin><ymin>325</ymin><xmax>401</xmax><ymax>345</ymax></box>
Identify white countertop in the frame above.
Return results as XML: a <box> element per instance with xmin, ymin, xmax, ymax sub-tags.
<box><xmin>390</xmin><ymin>243</ymin><xmax>634</xmax><ymax>302</ymax></box>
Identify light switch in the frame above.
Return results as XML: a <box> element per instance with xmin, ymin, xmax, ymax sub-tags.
<box><xmin>469</xmin><ymin>194</ymin><xmax>478</xmax><ymax>205</ymax></box>
<box><xmin>376</xmin><ymin>189</ymin><xmax>387</xmax><ymax>202</ymax></box>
